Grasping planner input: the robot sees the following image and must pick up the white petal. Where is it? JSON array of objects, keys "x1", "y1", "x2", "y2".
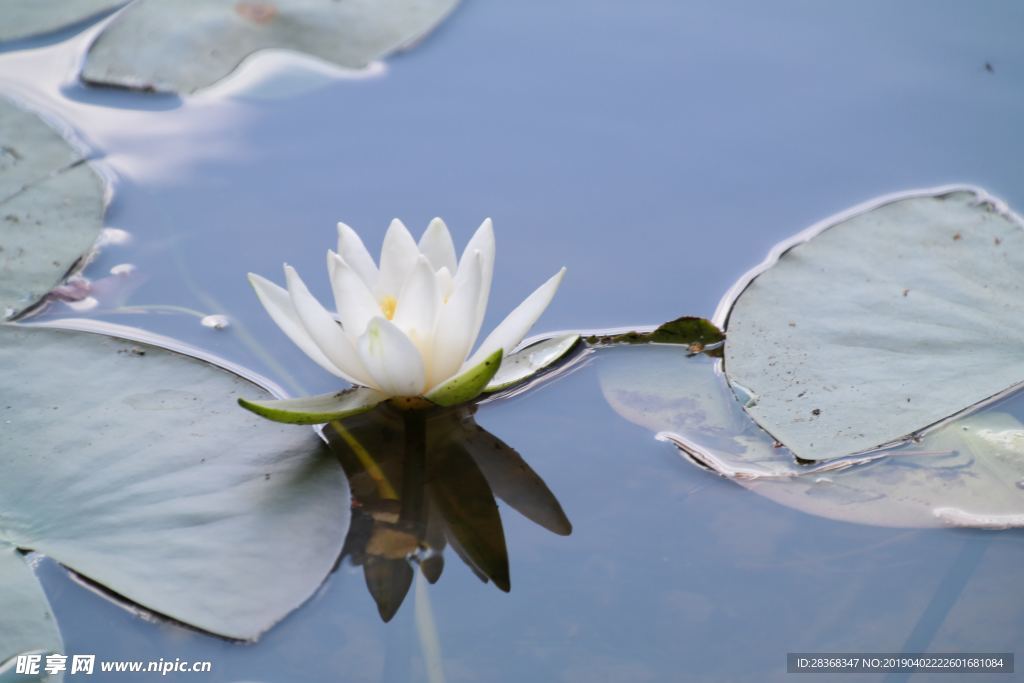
[
  {"x1": 455, "y1": 218, "x2": 495, "y2": 346},
  {"x1": 428, "y1": 251, "x2": 483, "y2": 390},
  {"x1": 248, "y1": 273, "x2": 348, "y2": 379},
  {"x1": 337, "y1": 222, "x2": 379, "y2": 289},
  {"x1": 393, "y1": 255, "x2": 441, "y2": 354},
  {"x1": 376, "y1": 218, "x2": 419, "y2": 299},
  {"x1": 357, "y1": 317, "x2": 427, "y2": 397},
  {"x1": 462, "y1": 267, "x2": 566, "y2": 371},
  {"x1": 436, "y1": 266, "x2": 454, "y2": 300},
  {"x1": 284, "y1": 265, "x2": 376, "y2": 387},
  {"x1": 328, "y1": 250, "x2": 381, "y2": 339},
  {"x1": 417, "y1": 217, "x2": 458, "y2": 274}
]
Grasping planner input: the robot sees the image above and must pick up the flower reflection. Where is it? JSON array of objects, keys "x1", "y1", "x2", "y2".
[{"x1": 324, "y1": 404, "x2": 571, "y2": 622}]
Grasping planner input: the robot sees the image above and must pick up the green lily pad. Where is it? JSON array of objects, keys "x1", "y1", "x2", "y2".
[
  {"x1": 722, "y1": 187, "x2": 1024, "y2": 461},
  {"x1": 600, "y1": 344, "x2": 1024, "y2": 529},
  {"x1": 0, "y1": 323, "x2": 349, "y2": 640},
  {"x1": 484, "y1": 334, "x2": 579, "y2": 393},
  {"x1": 0, "y1": 545, "x2": 62, "y2": 683},
  {"x1": 81, "y1": 0, "x2": 461, "y2": 94},
  {"x1": 1, "y1": 98, "x2": 105, "y2": 319},
  {"x1": 0, "y1": 1, "x2": 125, "y2": 43},
  {"x1": 239, "y1": 385, "x2": 386, "y2": 424}
]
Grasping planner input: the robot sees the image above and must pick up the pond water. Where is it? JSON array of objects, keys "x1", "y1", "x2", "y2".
[{"x1": 2, "y1": 0, "x2": 1023, "y2": 680}]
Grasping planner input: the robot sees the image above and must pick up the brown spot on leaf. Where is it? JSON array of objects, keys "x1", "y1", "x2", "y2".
[{"x1": 235, "y1": 1, "x2": 278, "y2": 24}]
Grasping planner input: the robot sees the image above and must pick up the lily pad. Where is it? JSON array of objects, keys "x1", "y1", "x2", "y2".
[
  {"x1": 600, "y1": 344, "x2": 1024, "y2": 529},
  {"x1": 0, "y1": 1, "x2": 125, "y2": 43},
  {"x1": 0, "y1": 546, "x2": 62, "y2": 682},
  {"x1": 1, "y1": 98, "x2": 105, "y2": 319},
  {"x1": 0, "y1": 323, "x2": 349, "y2": 640},
  {"x1": 81, "y1": 0, "x2": 461, "y2": 93},
  {"x1": 721, "y1": 187, "x2": 1024, "y2": 461}
]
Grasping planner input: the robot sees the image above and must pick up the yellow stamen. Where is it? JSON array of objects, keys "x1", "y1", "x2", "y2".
[{"x1": 381, "y1": 295, "x2": 397, "y2": 320}]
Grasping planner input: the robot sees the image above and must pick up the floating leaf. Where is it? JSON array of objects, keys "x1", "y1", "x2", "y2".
[
  {"x1": 0, "y1": 1, "x2": 125, "y2": 43},
  {"x1": 0, "y1": 323, "x2": 349, "y2": 640},
  {"x1": 81, "y1": 0, "x2": 461, "y2": 93},
  {"x1": 239, "y1": 385, "x2": 386, "y2": 424},
  {"x1": 0, "y1": 545, "x2": 62, "y2": 683},
  {"x1": 721, "y1": 187, "x2": 1024, "y2": 461},
  {"x1": 0, "y1": 98, "x2": 104, "y2": 319},
  {"x1": 484, "y1": 334, "x2": 579, "y2": 393},
  {"x1": 600, "y1": 344, "x2": 1024, "y2": 529}
]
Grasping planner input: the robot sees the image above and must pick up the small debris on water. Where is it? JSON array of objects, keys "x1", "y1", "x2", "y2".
[
  {"x1": 98, "y1": 228, "x2": 132, "y2": 246},
  {"x1": 201, "y1": 314, "x2": 230, "y2": 330}
]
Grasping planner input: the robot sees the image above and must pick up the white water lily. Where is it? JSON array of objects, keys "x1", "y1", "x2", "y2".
[{"x1": 248, "y1": 218, "x2": 565, "y2": 405}]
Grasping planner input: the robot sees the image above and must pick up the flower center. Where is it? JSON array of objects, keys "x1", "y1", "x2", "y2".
[{"x1": 380, "y1": 295, "x2": 397, "y2": 320}]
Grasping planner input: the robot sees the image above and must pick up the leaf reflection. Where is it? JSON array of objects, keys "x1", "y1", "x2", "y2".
[{"x1": 325, "y1": 404, "x2": 570, "y2": 622}]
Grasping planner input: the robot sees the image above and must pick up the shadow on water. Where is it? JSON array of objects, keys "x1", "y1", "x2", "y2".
[{"x1": 326, "y1": 403, "x2": 571, "y2": 623}]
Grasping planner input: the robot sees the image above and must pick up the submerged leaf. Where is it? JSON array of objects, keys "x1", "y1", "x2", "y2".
[
  {"x1": 0, "y1": 324, "x2": 349, "y2": 640},
  {"x1": 722, "y1": 187, "x2": 1024, "y2": 461},
  {"x1": 0, "y1": 98, "x2": 104, "y2": 319},
  {"x1": 81, "y1": 0, "x2": 461, "y2": 93}
]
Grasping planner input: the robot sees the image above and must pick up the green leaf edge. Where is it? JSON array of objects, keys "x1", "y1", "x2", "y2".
[
  {"x1": 427, "y1": 349, "x2": 504, "y2": 407},
  {"x1": 238, "y1": 386, "x2": 385, "y2": 425}
]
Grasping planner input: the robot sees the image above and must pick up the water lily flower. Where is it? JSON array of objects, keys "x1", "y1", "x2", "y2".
[{"x1": 241, "y1": 218, "x2": 566, "y2": 422}]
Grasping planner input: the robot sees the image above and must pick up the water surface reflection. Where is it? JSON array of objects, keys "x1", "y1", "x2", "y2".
[{"x1": 327, "y1": 404, "x2": 571, "y2": 622}]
